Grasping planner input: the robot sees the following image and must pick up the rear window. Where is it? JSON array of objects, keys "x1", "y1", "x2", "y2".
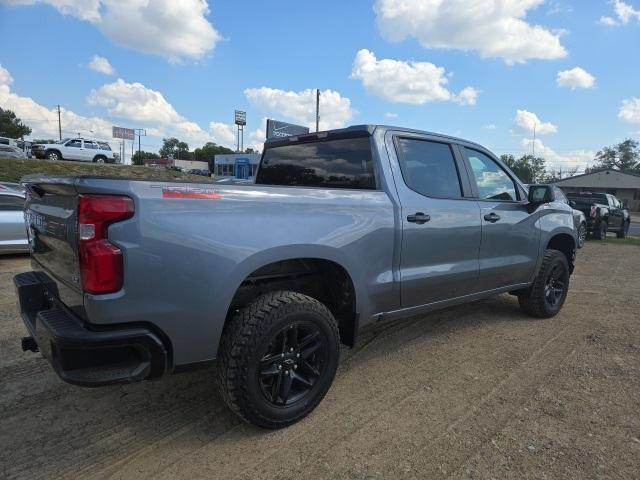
[
  {"x1": 256, "y1": 137, "x2": 376, "y2": 190},
  {"x1": 566, "y1": 193, "x2": 607, "y2": 204}
]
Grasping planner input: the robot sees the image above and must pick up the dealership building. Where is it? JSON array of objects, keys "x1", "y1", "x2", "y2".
[
  {"x1": 554, "y1": 169, "x2": 640, "y2": 211},
  {"x1": 214, "y1": 153, "x2": 261, "y2": 180}
]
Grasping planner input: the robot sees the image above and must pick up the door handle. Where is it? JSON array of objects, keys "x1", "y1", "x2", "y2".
[
  {"x1": 407, "y1": 212, "x2": 430, "y2": 224},
  {"x1": 484, "y1": 212, "x2": 500, "y2": 223}
]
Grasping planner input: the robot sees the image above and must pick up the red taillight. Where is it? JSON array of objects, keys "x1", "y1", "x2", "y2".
[{"x1": 78, "y1": 195, "x2": 134, "y2": 294}]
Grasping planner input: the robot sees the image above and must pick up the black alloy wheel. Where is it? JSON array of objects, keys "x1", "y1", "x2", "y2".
[
  {"x1": 258, "y1": 322, "x2": 326, "y2": 407},
  {"x1": 544, "y1": 263, "x2": 568, "y2": 309},
  {"x1": 216, "y1": 291, "x2": 340, "y2": 428}
]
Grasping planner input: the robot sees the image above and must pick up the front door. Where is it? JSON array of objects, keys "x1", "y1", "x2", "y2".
[
  {"x1": 63, "y1": 139, "x2": 83, "y2": 160},
  {"x1": 389, "y1": 135, "x2": 482, "y2": 308},
  {"x1": 462, "y1": 147, "x2": 540, "y2": 290}
]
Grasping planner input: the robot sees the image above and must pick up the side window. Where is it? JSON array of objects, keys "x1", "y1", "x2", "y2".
[
  {"x1": 0, "y1": 194, "x2": 25, "y2": 211},
  {"x1": 85, "y1": 141, "x2": 98, "y2": 149},
  {"x1": 395, "y1": 138, "x2": 462, "y2": 198},
  {"x1": 465, "y1": 148, "x2": 518, "y2": 201},
  {"x1": 66, "y1": 139, "x2": 82, "y2": 148},
  {"x1": 555, "y1": 187, "x2": 568, "y2": 204}
]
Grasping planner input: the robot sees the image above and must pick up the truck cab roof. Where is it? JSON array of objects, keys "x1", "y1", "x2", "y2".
[{"x1": 263, "y1": 124, "x2": 486, "y2": 151}]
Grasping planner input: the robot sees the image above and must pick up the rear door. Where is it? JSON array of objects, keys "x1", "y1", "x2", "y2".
[
  {"x1": 461, "y1": 147, "x2": 539, "y2": 290},
  {"x1": 386, "y1": 133, "x2": 481, "y2": 307}
]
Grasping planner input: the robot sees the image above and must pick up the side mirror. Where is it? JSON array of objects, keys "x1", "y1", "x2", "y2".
[
  {"x1": 568, "y1": 200, "x2": 576, "y2": 208},
  {"x1": 528, "y1": 184, "x2": 555, "y2": 204}
]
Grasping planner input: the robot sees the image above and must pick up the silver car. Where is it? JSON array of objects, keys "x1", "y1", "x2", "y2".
[
  {"x1": 0, "y1": 185, "x2": 28, "y2": 254},
  {"x1": 0, "y1": 145, "x2": 27, "y2": 158}
]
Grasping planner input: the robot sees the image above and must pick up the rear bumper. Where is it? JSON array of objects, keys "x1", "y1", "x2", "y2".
[{"x1": 14, "y1": 271, "x2": 167, "y2": 386}]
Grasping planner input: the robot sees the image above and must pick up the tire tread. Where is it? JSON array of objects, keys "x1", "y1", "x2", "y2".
[
  {"x1": 215, "y1": 290, "x2": 339, "y2": 429},
  {"x1": 518, "y1": 249, "x2": 569, "y2": 319}
]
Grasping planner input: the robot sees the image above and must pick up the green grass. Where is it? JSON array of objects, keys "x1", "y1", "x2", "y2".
[
  {"x1": 587, "y1": 235, "x2": 640, "y2": 247},
  {"x1": 0, "y1": 157, "x2": 215, "y2": 184}
]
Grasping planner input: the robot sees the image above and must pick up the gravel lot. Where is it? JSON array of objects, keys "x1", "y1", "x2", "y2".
[{"x1": 1, "y1": 243, "x2": 639, "y2": 479}]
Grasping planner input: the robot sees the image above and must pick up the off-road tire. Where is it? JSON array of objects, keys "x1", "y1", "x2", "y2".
[
  {"x1": 593, "y1": 221, "x2": 607, "y2": 240},
  {"x1": 518, "y1": 249, "x2": 570, "y2": 319},
  {"x1": 93, "y1": 155, "x2": 106, "y2": 163},
  {"x1": 617, "y1": 220, "x2": 630, "y2": 238},
  {"x1": 216, "y1": 290, "x2": 340, "y2": 429}
]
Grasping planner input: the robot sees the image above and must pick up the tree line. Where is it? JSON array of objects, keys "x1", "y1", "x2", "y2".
[
  {"x1": 132, "y1": 137, "x2": 257, "y2": 167},
  {"x1": 500, "y1": 138, "x2": 640, "y2": 184},
  {"x1": 2, "y1": 108, "x2": 639, "y2": 179}
]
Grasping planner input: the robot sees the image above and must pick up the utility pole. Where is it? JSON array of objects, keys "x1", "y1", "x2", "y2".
[
  {"x1": 57, "y1": 105, "x2": 62, "y2": 140},
  {"x1": 135, "y1": 129, "x2": 146, "y2": 164},
  {"x1": 315, "y1": 89, "x2": 320, "y2": 132}
]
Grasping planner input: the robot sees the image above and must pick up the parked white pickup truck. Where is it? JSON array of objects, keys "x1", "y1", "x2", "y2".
[{"x1": 31, "y1": 138, "x2": 115, "y2": 163}]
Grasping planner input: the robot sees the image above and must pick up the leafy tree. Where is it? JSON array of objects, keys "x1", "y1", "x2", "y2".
[
  {"x1": 543, "y1": 166, "x2": 580, "y2": 183},
  {"x1": 193, "y1": 142, "x2": 235, "y2": 170},
  {"x1": 0, "y1": 109, "x2": 32, "y2": 138},
  {"x1": 193, "y1": 142, "x2": 233, "y2": 162},
  {"x1": 586, "y1": 139, "x2": 640, "y2": 173},
  {"x1": 245, "y1": 147, "x2": 257, "y2": 154},
  {"x1": 132, "y1": 150, "x2": 159, "y2": 165},
  {"x1": 159, "y1": 137, "x2": 192, "y2": 160},
  {"x1": 500, "y1": 154, "x2": 546, "y2": 183}
]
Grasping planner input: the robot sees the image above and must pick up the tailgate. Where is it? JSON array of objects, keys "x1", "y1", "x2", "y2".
[{"x1": 24, "y1": 180, "x2": 84, "y2": 315}]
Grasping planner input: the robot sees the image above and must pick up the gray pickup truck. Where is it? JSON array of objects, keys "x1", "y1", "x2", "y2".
[{"x1": 14, "y1": 125, "x2": 577, "y2": 428}]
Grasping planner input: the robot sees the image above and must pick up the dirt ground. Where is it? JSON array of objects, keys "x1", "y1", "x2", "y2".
[{"x1": 1, "y1": 243, "x2": 639, "y2": 480}]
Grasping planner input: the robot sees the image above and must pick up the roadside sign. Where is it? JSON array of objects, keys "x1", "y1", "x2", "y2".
[
  {"x1": 234, "y1": 110, "x2": 246, "y2": 126},
  {"x1": 266, "y1": 119, "x2": 310, "y2": 139},
  {"x1": 112, "y1": 126, "x2": 135, "y2": 141}
]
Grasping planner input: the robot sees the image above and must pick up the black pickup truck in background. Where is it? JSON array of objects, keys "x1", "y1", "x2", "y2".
[{"x1": 566, "y1": 192, "x2": 631, "y2": 240}]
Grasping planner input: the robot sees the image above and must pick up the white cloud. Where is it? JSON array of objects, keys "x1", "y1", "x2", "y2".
[
  {"x1": 522, "y1": 138, "x2": 595, "y2": 171},
  {"x1": 2, "y1": 0, "x2": 221, "y2": 62},
  {"x1": 599, "y1": 16, "x2": 618, "y2": 26},
  {"x1": 209, "y1": 121, "x2": 236, "y2": 147},
  {"x1": 248, "y1": 121, "x2": 266, "y2": 152},
  {"x1": 613, "y1": 0, "x2": 640, "y2": 23},
  {"x1": 0, "y1": 63, "x2": 113, "y2": 141},
  {"x1": 599, "y1": 1, "x2": 640, "y2": 25},
  {"x1": 350, "y1": 49, "x2": 477, "y2": 106},
  {"x1": 87, "y1": 78, "x2": 210, "y2": 146},
  {"x1": 455, "y1": 86, "x2": 479, "y2": 106},
  {"x1": 2, "y1": 0, "x2": 102, "y2": 21},
  {"x1": 373, "y1": 0, "x2": 567, "y2": 64},
  {"x1": 618, "y1": 97, "x2": 640, "y2": 123},
  {"x1": 244, "y1": 87, "x2": 354, "y2": 131},
  {"x1": 482, "y1": 124, "x2": 497, "y2": 130},
  {"x1": 88, "y1": 55, "x2": 115, "y2": 75},
  {"x1": 514, "y1": 109, "x2": 558, "y2": 135},
  {"x1": 556, "y1": 67, "x2": 596, "y2": 89},
  {"x1": 385, "y1": 112, "x2": 398, "y2": 118}
]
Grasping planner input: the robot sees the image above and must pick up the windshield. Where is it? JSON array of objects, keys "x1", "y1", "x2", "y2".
[{"x1": 56, "y1": 138, "x2": 70, "y2": 144}]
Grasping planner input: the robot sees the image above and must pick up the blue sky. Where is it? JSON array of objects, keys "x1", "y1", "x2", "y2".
[{"x1": 1, "y1": 0, "x2": 639, "y2": 170}]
